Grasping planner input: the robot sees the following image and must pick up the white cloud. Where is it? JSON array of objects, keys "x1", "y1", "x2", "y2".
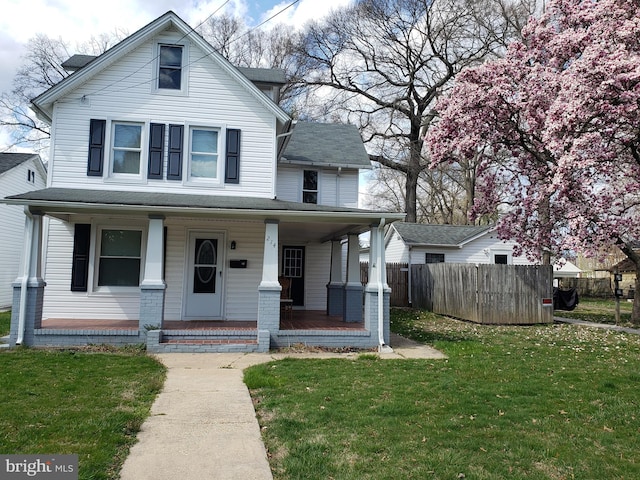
[{"x1": 261, "y1": 0, "x2": 353, "y2": 28}]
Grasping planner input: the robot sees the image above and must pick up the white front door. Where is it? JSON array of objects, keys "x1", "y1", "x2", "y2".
[{"x1": 184, "y1": 232, "x2": 223, "y2": 319}]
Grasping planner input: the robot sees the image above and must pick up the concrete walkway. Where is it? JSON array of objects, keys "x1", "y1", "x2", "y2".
[
  {"x1": 554, "y1": 316, "x2": 640, "y2": 335},
  {"x1": 119, "y1": 336, "x2": 445, "y2": 480}
]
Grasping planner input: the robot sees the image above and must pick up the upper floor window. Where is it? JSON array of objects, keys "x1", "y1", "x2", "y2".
[
  {"x1": 159, "y1": 45, "x2": 183, "y2": 90},
  {"x1": 189, "y1": 127, "x2": 219, "y2": 180},
  {"x1": 111, "y1": 122, "x2": 143, "y2": 175},
  {"x1": 303, "y1": 170, "x2": 318, "y2": 204}
]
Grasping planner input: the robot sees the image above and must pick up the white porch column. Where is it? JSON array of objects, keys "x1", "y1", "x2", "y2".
[
  {"x1": 327, "y1": 240, "x2": 344, "y2": 316},
  {"x1": 343, "y1": 233, "x2": 363, "y2": 322},
  {"x1": 364, "y1": 221, "x2": 392, "y2": 351},
  {"x1": 260, "y1": 220, "x2": 280, "y2": 288},
  {"x1": 141, "y1": 215, "x2": 165, "y2": 287},
  {"x1": 139, "y1": 215, "x2": 166, "y2": 332},
  {"x1": 10, "y1": 209, "x2": 46, "y2": 347},
  {"x1": 258, "y1": 219, "x2": 280, "y2": 350}
]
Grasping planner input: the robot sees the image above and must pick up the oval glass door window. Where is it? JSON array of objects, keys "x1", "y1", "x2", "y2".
[{"x1": 193, "y1": 238, "x2": 217, "y2": 293}]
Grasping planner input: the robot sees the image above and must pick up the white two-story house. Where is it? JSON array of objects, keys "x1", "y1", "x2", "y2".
[{"x1": 3, "y1": 11, "x2": 403, "y2": 352}]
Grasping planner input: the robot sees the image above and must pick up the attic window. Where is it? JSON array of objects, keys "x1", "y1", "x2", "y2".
[{"x1": 158, "y1": 45, "x2": 183, "y2": 90}]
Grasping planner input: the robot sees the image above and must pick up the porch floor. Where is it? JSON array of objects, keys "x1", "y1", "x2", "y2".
[{"x1": 39, "y1": 310, "x2": 365, "y2": 331}]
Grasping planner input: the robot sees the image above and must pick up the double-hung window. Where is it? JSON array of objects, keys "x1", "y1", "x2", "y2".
[
  {"x1": 158, "y1": 45, "x2": 183, "y2": 90},
  {"x1": 97, "y1": 229, "x2": 142, "y2": 287},
  {"x1": 189, "y1": 127, "x2": 219, "y2": 180},
  {"x1": 112, "y1": 122, "x2": 143, "y2": 175},
  {"x1": 302, "y1": 170, "x2": 318, "y2": 204}
]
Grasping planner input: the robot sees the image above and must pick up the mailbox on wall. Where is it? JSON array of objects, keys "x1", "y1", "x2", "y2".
[{"x1": 229, "y1": 260, "x2": 247, "y2": 268}]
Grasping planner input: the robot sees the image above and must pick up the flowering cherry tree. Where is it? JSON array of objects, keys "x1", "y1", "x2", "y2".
[{"x1": 427, "y1": 0, "x2": 640, "y2": 323}]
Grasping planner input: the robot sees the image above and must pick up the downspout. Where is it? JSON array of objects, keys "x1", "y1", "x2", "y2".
[
  {"x1": 408, "y1": 245, "x2": 412, "y2": 306},
  {"x1": 377, "y1": 217, "x2": 389, "y2": 351},
  {"x1": 17, "y1": 208, "x2": 34, "y2": 345}
]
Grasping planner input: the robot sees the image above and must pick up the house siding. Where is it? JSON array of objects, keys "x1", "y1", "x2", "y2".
[
  {"x1": 276, "y1": 165, "x2": 359, "y2": 208},
  {"x1": 0, "y1": 158, "x2": 46, "y2": 308},
  {"x1": 48, "y1": 32, "x2": 277, "y2": 198},
  {"x1": 305, "y1": 242, "x2": 331, "y2": 309}
]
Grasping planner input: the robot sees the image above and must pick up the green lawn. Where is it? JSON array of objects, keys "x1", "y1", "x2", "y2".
[
  {"x1": 0, "y1": 310, "x2": 10, "y2": 337},
  {"x1": 553, "y1": 296, "x2": 634, "y2": 326},
  {"x1": 0, "y1": 347, "x2": 166, "y2": 480},
  {"x1": 246, "y1": 308, "x2": 640, "y2": 479}
]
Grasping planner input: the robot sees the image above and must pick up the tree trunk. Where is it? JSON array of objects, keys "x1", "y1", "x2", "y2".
[{"x1": 617, "y1": 240, "x2": 640, "y2": 325}]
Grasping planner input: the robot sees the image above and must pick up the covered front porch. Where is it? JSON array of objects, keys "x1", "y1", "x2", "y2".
[{"x1": 5, "y1": 189, "x2": 404, "y2": 352}]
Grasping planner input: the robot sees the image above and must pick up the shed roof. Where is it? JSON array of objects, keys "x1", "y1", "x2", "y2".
[
  {"x1": 391, "y1": 222, "x2": 493, "y2": 247},
  {"x1": 280, "y1": 122, "x2": 371, "y2": 169}
]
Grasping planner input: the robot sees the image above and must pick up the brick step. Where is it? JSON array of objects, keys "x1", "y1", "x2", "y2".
[{"x1": 162, "y1": 339, "x2": 258, "y2": 345}]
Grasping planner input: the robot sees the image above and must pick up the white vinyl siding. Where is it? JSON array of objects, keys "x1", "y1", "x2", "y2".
[
  {"x1": 47, "y1": 31, "x2": 277, "y2": 198},
  {"x1": 303, "y1": 242, "x2": 331, "y2": 310},
  {"x1": 276, "y1": 166, "x2": 360, "y2": 208},
  {"x1": 0, "y1": 158, "x2": 47, "y2": 308},
  {"x1": 385, "y1": 228, "x2": 532, "y2": 266}
]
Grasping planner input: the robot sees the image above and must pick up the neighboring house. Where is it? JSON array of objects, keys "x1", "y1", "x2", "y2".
[
  {"x1": 0, "y1": 153, "x2": 46, "y2": 309},
  {"x1": 2, "y1": 11, "x2": 404, "y2": 352},
  {"x1": 384, "y1": 223, "x2": 533, "y2": 266}
]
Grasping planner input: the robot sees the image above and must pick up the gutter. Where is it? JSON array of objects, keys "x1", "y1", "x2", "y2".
[{"x1": 16, "y1": 208, "x2": 33, "y2": 345}]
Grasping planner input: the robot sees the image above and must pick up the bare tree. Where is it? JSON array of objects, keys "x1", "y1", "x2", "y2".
[
  {"x1": 197, "y1": 16, "x2": 305, "y2": 109},
  {"x1": 295, "y1": 0, "x2": 535, "y2": 223},
  {"x1": 1, "y1": 31, "x2": 126, "y2": 153}
]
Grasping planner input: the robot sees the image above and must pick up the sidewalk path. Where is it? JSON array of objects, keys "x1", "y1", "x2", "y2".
[
  {"x1": 554, "y1": 316, "x2": 640, "y2": 335},
  {"x1": 119, "y1": 337, "x2": 445, "y2": 480}
]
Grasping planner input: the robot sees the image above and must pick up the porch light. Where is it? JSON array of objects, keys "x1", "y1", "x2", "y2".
[{"x1": 230, "y1": 241, "x2": 236, "y2": 250}]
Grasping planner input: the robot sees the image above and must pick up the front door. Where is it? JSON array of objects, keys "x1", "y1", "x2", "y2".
[
  {"x1": 184, "y1": 232, "x2": 223, "y2": 319},
  {"x1": 282, "y1": 246, "x2": 305, "y2": 306}
]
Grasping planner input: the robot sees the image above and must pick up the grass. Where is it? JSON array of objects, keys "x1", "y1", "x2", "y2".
[
  {"x1": 0, "y1": 347, "x2": 166, "y2": 480},
  {"x1": 246, "y1": 308, "x2": 640, "y2": 479},
  {"x1": 553, "y1": 296, "x2": 634, "y2": 326},
  {"x1": 0, "y1": 310, "x2": 10, "y2": 336}
]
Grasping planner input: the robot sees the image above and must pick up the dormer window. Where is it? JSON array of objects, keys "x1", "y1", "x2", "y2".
[{"x1": 158, "y1": 45, "x2": 183, "y2": 90}]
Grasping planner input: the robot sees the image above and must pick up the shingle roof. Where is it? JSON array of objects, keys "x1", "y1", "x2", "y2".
[
  {"x1": 281, "y1": 122, "x2": 371, "y2": 169},
  {"x1": 5, "y1": 187, "x2": 380, "y2": 214},
  {"x1": 60, "y1": 54, "x2": 97, "y2": 72},
  {"x1": 60, "y1": 56, "x2": 286, "y2": 85},
  {"x1": 237, "y1": 67, "x2": 286, "y2": 85},
  {"x1": 0, "y1": 153, "x2": 38, "y2": 175},
  {"x1": 392, "y1": 223, "x2": 492, "y2": 247}
]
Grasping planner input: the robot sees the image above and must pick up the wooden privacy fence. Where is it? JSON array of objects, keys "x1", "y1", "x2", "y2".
[
  {"x1": 412, "y1": 263, "x2": 554, "y2": 325},
  {"x1": 360, "y1": 263, "x2": 409, "y2": 307}
]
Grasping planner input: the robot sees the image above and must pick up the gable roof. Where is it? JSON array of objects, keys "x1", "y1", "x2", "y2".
[
  {"x1": 32, "y1": 11, "x2": 290, "y2": 125},
  {"x1": 280, "y1": 122, "x2": 371, "y2": 169},
  {"x1": 391, "y1": 222, "x2": 493, "y2": 248},
  {"x1": 0, "y1": 153, "x2": 42, "y2": 175}
]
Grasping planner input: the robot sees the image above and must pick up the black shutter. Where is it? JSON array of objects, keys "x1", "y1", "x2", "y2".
[
  {"x1": 148, "y1": 123, "x2": 165, "y2": 179},
  {"x1": 167, "y1": 124, "x2": 183, "y2": 180},
  {"x1": 225, "y1": 129, "x2": 241, "y2": 184},
  {"x1": 87, "y1": 119, "x2": 106, "y2": 176},
  {"x1": 71, "y1": 224, "x2": 91, "y2": 292}
]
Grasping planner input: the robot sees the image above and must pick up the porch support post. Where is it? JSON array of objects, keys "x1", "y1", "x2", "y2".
[
  {"x1": 326, "y1": 240, "x2": 344, "y2": 316},
  {"x1": 139, "y1": 215, "x2": 166, "y2": 333},
  {"x1": 258, "y1": 219, "x2": 280, "y2": 348},
  {"x1": 364, "y1": 222, "x2": 391, "y2": 350},
  {"x1": 343, "y1": 233, "x2": 363, "y2": 323},
  {"x1": 10, "y1": 210, "x2": 45, "y2": 347}
]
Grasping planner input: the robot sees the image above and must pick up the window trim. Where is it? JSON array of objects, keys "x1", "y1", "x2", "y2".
[
  {"x1": 153, "y1": 43, "x2": 189, "y2": 96},
  {"x1": 185, "y1": 124, "x2": 223, "y2": 185},
  {"x1": 108, "y1": 120, "x2": 146, "y2": 181},
  {"x1": 89, "y1": 224, "x2": 147, "y2": 294},
  {"x1": 425, "y1": 252, "x2": 445, "y2": 264},
  {"x1": 491, "y1": 249, "x2": 513, "y2": 265}
]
